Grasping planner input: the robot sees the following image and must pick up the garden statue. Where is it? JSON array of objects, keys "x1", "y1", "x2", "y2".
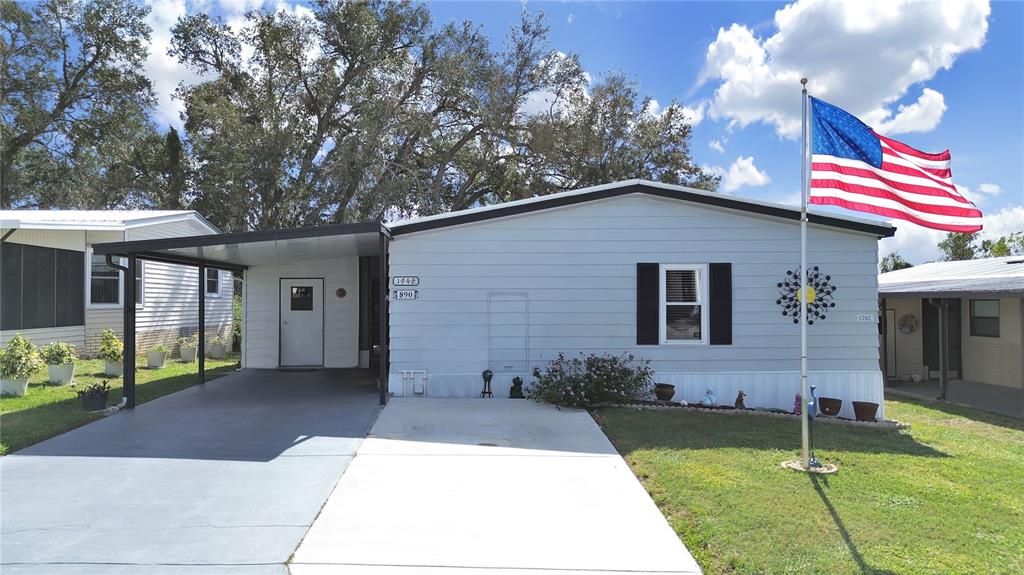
[
  {"x1": 793, "y1": 393, "x2": 802, "y2": 415},
  {"x1": 509, "y1": 376, "x2": 525, "y2": 399},
  {"x1": 808, "y1": 385, "x2": 818, "y2": 419},
  {"x1": 702, "y1": 388, "x2": 716, "y2": 406},
  {"x1": 735, "y1": 389, "x2": 746, "y2": 409},
  {"x1": 480, "y1": 369, "x2": 494, "y2": 398}
]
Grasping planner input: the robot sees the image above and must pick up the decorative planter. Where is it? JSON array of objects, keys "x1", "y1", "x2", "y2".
[
  {"x1": 179, "y1": 346, "x2": 197, "y2": 363},
  {"x1": 47, "y1": 363, "x2": 76, "y2": 386},
  {"x1": 0, "y1": 376, "x2": 30, "y2": 397},
  {"x1": 654, "y1": 383, "x2": 676, "y2": 401},
  {"x1": 104, "y1": 361, "x2": 123, "y2": 377},
  {"x1": 852, "y1": 401, "x2": 879, "y2": 422},
  {"x1": 210, "y1": 343, "x2": 226, "y2": 360},
  {"x1": 80, "y1": 391, "x2": 109, "y2": 412},
  {"x1": 818, "y1": 397, "x2": 842, "y2": 417},
  {"x1": 146, "y1": 351, "x2": 168, "y2": 369}
]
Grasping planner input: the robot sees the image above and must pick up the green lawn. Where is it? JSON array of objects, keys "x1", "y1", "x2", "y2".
[
  {"x1": 1, "y1": 356, "x2": 237, "y2": 455},
  {"x1": 597, "y1": 397, "x2": 1024, "y2": 575}
]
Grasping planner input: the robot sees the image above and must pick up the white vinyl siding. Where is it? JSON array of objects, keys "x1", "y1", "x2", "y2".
[{"x1": 386, "y1": 193, "x2": 884, "y2": 412}]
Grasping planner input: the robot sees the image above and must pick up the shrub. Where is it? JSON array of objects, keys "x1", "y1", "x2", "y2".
[
  {"x1": 232, "y1": 293, "x2": 242, "y2": 341},
  {"x1": 0, "y1": 334, "x2": 44, "y2": 379},
  {"x1": 97, "y1": 329, "x2": 124, "y2": 363},
  {"x1": 177, "y1": 334, "x2": 198, "y2": 349},
  {"x1": 211, "y1": 334, "x2": 227, "y2": 346},
  {"x1": 40, "y1": 342, "x2": 79, "y2": 365},
  {"x1": 150, "y1": 344, "x2": 169, "y2": 354},
  {"x1": 528, "y1": 352, "x2": 654, "y2": 408},
  {"x1": 74, "y1": 380, "x2": 111, "y2": 398}
]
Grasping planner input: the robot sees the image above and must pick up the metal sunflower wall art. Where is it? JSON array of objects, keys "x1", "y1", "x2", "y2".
[{"x1": 776, "y1": 266, "x2": 837, "y2": 325}]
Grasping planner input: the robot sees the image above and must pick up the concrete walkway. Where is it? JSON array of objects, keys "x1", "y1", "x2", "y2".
[
  {"x1": 291, "y1": 398, "x2": 701, "y2": 574},
  {"x1": 0, "y1": 369, "x2": 381, "y2": 575}
]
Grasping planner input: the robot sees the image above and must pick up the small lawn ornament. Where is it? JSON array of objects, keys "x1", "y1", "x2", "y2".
[
  {"x1": 793, "y1": 393, "x2": 802, "y2": 415},
  {"x1": 509, "y1": 376, "x2": 525, "y2": 399},
  {"x1": 735, "y1": 389, "x2": 747, "y2": 410},
  {"x1": 702, "y1": 388, "x2": 716, "y2": 406},
  {"x1": 806, "y1": 385, "x2": 822, "y2": 469},
  {"x1": 480, "y1": 369, "x2": 494, "y2": 398}
]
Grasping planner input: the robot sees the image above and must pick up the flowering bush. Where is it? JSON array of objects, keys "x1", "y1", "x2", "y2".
[
  {"x1": 528, "y1": 352, "x2": 654, "y2": 408},
  {"x1": 40, "y1": 341, "x2": 78, "y2": 365},
  {"x1": 0, "y1": 334, "x2": 44, "y2": 379},
  {"x1": 97, "y1": 329, "x2": 123, "y2": 363}
]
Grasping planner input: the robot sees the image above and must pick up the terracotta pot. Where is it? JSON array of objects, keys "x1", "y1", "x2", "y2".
[
  {"x1": 852, "y1": 401, "x2": 879, "y2": 422},
  {"x1": 818, "y1": 397, "x2": 842, "y2": 416},
  {"x1": 654, "y1": 383, "x2": 676, "y2": 401}
]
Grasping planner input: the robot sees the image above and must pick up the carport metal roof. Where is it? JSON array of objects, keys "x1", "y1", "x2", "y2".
[{"x1": 92, "y1": 221, "x2": 388, "y2": 270}]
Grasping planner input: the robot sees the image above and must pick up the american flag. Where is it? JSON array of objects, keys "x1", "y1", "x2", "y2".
[{"x1": 808, "y1": 97, "x2": 982, "y2": 233}]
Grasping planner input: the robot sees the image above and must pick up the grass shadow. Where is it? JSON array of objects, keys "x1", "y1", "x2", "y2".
[
  {"x1": 810, "y1": 475, "x2": 899, "y2": 575},
  {"x1": 886, "y1": 392, "x2": 1024, "y2": 432},
  {"x1": 595, "y1": 408, "x2": 948, "y2": 458}
]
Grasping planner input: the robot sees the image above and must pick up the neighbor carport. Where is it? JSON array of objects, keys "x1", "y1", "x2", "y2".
[{"x1": 92, "y1": 221, "x2": 391, "y2": 406}]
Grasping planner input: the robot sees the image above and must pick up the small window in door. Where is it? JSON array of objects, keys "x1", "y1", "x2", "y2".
[{"x1": 291, "y1": 286, "x2": 314, "y2": 311}]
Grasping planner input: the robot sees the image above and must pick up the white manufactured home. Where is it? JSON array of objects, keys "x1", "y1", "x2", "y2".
[
  {"x1": 0, "y1": 210, "x2": 233, "y2": 355},
  {"x1": 93, "y1": 181, "x2": 893, "y2": 416}
]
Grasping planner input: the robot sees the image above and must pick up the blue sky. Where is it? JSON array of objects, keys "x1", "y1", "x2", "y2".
[{"x1": 146, "y1": 0, "x2": 1023, "y2": 262}]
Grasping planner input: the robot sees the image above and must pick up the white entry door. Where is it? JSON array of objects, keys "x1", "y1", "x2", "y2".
[{"x1": 280, "y1": 279, "x2": 324, "y2": 367}]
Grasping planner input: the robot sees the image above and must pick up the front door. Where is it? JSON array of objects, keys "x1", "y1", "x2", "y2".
[{"x1": 280, "y1": 279, "x2": 324, "y2": 367}]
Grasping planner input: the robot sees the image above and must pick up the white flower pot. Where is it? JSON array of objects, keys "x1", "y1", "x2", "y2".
[
  {"x1": 1, "y1": 376, "x2": 30, "y2": 397},
  {"x1": 104, "y1": 361, "x2": 123, "y2": 377},
  {"x1": 210, "y1": 343, "x2": 226, "y2": 360},
  {"x1": 47, "y1": 363, "x2": 76, "y2": 386},
  {"x1": 147, "y1": 351, "x2": 168, "y2": 369},
  {"x1": 180, "y1": 346, "x2": 197, "y2": 362}
]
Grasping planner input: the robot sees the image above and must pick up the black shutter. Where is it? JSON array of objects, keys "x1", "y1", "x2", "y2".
[
  {"x1": 1, "y1": 243, "x2": 22, "y2": 330},
  {"x1": 636, "y1": 263, "x2": 659, "y2": 345},
  {"x1": 709, "y1": 262, "x2": 732, "y2": 345}
]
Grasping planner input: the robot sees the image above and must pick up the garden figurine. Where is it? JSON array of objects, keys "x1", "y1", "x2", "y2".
[
  {"x1": 509, "y1": 376, "x2": 524, "y2": 399},
  {"x1": 734, "y1": 389, "x2": 746, "y2": 409},
  {"x1": 793, "y1": 393, "x2": 802, "y2": 415},
  {"x1": 701, "y1": 388, "x2": 716, "y2": 406}
]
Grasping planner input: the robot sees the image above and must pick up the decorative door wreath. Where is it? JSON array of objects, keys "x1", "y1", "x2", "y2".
[
  {"x1": 776, "y1": 266, "x2": 837, "y2": 325},
  {"x1": 898, "y1": 313, "x2": 918, "y2": 334}
]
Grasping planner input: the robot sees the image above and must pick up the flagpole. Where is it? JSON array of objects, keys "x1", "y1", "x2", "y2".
[{"x1": 800, "y1": 78, "x2": 810, "y2": 468}]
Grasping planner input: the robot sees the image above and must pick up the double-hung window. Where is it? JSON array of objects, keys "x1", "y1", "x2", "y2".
[
  {"x1": 969, "y1": 299, "x2": 999, "y2": 337},
  {"x1": 660, "y1": 264, "x2": 706, "y2": 344},
  {"x1": 87, "y1": 251, "x2": 144, "y2": 307},
  {"x1": 205, "y1": 269, "x2": 220, "y2": 296}
]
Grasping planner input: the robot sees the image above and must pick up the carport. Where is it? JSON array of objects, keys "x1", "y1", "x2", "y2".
[{"x1": 92, "y1": 221, "x2": 391, "y2": 406}]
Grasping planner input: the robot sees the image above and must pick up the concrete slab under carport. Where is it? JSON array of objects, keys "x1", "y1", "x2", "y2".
[
  {"x1": 0, "y1": 368, "x2": 381, "y2": 574},
  {"x1": 291, "y1": 398, "x2": 701, "y2": 574}
]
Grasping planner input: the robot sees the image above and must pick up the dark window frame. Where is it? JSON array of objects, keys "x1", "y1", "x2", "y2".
[{"x1": 969, "y1": 299, "x2": 1000, "y2": 338}]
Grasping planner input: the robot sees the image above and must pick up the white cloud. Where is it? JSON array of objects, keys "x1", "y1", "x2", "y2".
[
  {"x1": 567, "y1": 13, "x2": 574, "y2": 25},
  {"x1": 678, "y1": 101, "x2": 706, "y2": 126},
  {"x1": 878, "y1": 205, "x2": 1024, "y2": 263},
  {"x1": 706, "y1": 156, "x2": 772, "y2": 192},
  {"x1": 956, "y1": 182, "x2": 1002, "y2": 205},
  {"x1": 709, "y1": 139, "x2": 725, "y2": 153},
  {"x1": 978, "y1": 183, "x2": 1002, "y2": 196},
  {"x1": 700, "y1": 0, "x2": 990, "y2": 139}
]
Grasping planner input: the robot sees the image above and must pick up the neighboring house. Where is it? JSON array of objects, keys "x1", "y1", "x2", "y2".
[
  {"x1": 93, "y1": 181, "x2": 893, "y2": 418},
  {"x1": 0, "y1": 210, "x2": 233, "y2": 355},
  {"x1": 878, "y1": 257, "x2": 1024, "y2": 394}
]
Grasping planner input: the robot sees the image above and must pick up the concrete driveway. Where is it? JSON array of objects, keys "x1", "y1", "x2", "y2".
[
  {"x1": 0, "y1": 369, "x2": 380, "y2": 575},
  {"x1": 291, "y1": 398, "x2": 701, "y2": 574}
]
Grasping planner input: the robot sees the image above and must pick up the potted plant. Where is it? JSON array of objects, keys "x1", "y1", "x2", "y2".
[
  {"x1": 40, "y1": 341, "x2": 78, "y2": 386},
  {"x1": 98, "y1": 329, "x2": 124, "y2": 377},
  {"x1": 818, "y1": 397, "x2": 843, "y2": 416},
  {"x1": 177, "y1": 334, "x2": 198, "y2": 363},
  {"x1": 75, "y1": 381, "x2": 111, "y2": 411},
  {"x1": 852, "y1": 400, "x2": 880, "y2": 422},
  {"x1": 210, "y1": 335, "x2": 227, "y2": 360},
  {"x1": 0, "y1": 334, "x2": 44, "y2": 396},
  {"x1": 146, "y1": 344, "x2": 170, "y2": 369},
  {"x1": 654, "y1": 383, "x2": 676, "y2": 401}
]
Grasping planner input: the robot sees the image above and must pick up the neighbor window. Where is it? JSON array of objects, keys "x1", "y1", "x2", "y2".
[
  {"x1": 660, "y1": 264, "x2": 705, "y2": 344},
  {"x1": 88, "y1": 253, "x2": 143, "y2": 307},
  {"x1": 205, "y1": 269, "x2": 220, "y2": 295},
  {"x1": 970, "y1": 299, "x2": 999, "y2": 337}
]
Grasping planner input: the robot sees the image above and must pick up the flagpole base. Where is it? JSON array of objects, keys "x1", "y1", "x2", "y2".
[{"x1": 781, "y1": 460, "x2": 838, "y2": 474}]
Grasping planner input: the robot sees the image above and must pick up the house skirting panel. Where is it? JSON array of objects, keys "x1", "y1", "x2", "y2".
[{"x1": 389, "y1": 370, "x2": 884, "y2": 420}]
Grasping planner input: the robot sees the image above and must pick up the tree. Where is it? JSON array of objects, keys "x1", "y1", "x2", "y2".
[
  {"x1": 880, "y1": 252, "x2": 912, "y2": 272},
  {"x1": 937, "y1": 232, "x2": 978, "y2": 261},
  {"x1": 981, "y1": 231, "x2": 1024, "y2": 257},
  {"x1": 1, "y1": 0, "x2": 156, "y2": 208}
]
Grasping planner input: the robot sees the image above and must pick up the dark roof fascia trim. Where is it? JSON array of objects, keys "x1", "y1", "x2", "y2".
[
  {"x1": 93, "y1": 221, "x2": 387, "y2": 257},
  {"x1": 389, "y1": 183, "x2": 896, "y2": 237},
  {"x1": 134, "y1": 251, "x2": 248, "y2": 272}
]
